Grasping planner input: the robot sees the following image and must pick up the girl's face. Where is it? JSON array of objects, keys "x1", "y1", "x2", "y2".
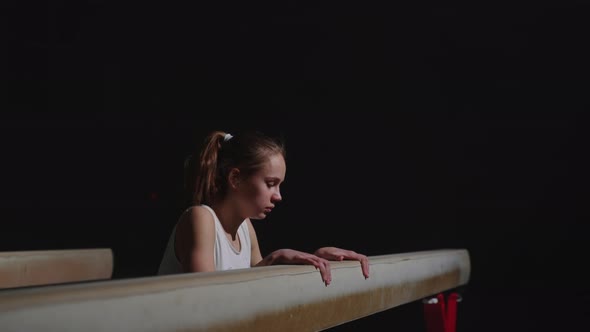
[{"x1": 237, "y1": 153, "x2": 286, "y2": 220}]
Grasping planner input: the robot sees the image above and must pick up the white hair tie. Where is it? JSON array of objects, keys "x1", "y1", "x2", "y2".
[{"x1": 223, "y1": 133, "x2": 233, "y2": 142}]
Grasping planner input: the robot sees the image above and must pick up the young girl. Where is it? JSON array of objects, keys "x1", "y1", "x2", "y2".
[{"x1": 157, "y1": 130, "x2": 369, "y2": 286}]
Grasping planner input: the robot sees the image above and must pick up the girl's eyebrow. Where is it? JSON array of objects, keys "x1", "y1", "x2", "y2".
[{"x1": 265, "y1": 177, "x2": 283, "y2": 183}]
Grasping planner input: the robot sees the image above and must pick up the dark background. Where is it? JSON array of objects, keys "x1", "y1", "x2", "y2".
[{"x1": 2, "y1": 1, "x2": 589, "y2": 331}]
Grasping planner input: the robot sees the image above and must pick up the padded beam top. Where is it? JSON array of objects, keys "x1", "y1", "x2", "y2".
[
  {"x1": 0, "y1": 248, "x2": 113, "y2": 289},
  {"x1": 0, "y1": 249, "x2": 470, "y2": 332}
]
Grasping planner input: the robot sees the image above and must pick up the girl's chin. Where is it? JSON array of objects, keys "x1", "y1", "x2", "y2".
[{"x1": 251, "y1": 213, "x2": 268, "y2": 220}]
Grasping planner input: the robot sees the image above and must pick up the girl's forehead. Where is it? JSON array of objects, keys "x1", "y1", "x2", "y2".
[{"x1": 260, "y1": 154, "x2": 286, "y2": 177}]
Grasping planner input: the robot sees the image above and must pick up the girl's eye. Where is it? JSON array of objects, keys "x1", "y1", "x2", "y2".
[{"x1": 267, "y1": 181, "x2": 278, "y2": 188}]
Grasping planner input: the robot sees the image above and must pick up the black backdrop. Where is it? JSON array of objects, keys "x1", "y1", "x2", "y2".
[{"x1": 2, "y1": 1, "x2": 589, "y2": 331}]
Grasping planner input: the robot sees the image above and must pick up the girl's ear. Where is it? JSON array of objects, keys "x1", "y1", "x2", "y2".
[{"x1": 228, "y1": 168, "x2": 241, "y2": 189}]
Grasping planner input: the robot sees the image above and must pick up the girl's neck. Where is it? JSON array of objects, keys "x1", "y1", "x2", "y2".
[{"x1": 209, "y1": 201, "x2": 243, "y2": 239}]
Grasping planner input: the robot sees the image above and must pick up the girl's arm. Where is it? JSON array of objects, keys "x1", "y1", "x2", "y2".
[
  {"x1": 247, "y1": 219, "x2": 332, "y2": 286},
  {"x1": 176, "y1": 206, "x2": 217, "y2": 273}
]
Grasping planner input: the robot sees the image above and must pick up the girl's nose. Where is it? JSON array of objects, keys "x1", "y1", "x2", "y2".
[{"x1": 272, "y1": 191, "x2": 282, "y2": 202}]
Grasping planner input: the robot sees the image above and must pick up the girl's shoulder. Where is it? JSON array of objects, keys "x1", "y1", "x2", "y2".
[
  {"x1": 175, "y1": 206, "x2": 217, "y2": 247},
  {"x1": 178, "y1": 205, "x2": 215, "y2": 227}
]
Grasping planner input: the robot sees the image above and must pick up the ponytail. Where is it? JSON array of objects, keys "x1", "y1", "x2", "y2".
[{"x1": 193, "y1": 131, "x2": 226, "y2": 205}]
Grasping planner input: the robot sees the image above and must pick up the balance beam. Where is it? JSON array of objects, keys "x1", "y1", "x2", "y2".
[
  {"x1": 0, "y1": 248, "x2": 113, "y2": 289},
  {"x1": 0, "y1": 249, "x2": 470, "y2": 331}
]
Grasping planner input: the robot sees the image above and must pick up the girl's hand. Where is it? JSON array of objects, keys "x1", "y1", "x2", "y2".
[
  {"x1": 261, "y1": 249, "x2": 332, "y2": 286},
  {"x1": 314, "y1": 247, "x2": 370, "y2": 279}
]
